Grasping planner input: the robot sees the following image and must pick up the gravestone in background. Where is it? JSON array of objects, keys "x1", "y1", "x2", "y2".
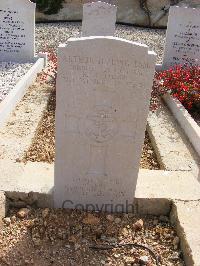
[
  {"x1": 54, "y1": 36, "x2": 156, "y2": 212},
  {"x1": 0, "y1": 0, "x2": 35, "y2": 62},
  {"x1": 82, "y1": 1, "x2": 117, "y2": 37},
  {"x1": 163, "y1": 6, "x2": 200, "y2": 69}
]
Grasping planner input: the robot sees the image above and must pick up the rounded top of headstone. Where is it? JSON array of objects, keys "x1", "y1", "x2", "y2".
[
  {"x1": 84, "y1": 1, "x2": 117, "y2": 8},
  {"x1": 0, "y1": 0, "x2": 36, "y2": 8}
]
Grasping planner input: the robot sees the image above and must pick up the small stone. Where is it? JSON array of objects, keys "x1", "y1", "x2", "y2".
[
  {"x1": 42, "y1": 208, "x2": 49, "y2": 218},
  {"x1": 173, "y1": 236, "x2": 180, "y2": 246},
  {"x1": 82, "y1": 214, "x2": 100, "y2": 225},
  {"x1": 43, "y1": 220, "x2": 47, "y2": 227},
  {"x1": 68, "y1": 235, "x2": 77, "y2": 243},
  {"x1": 32, "y1": 238, "x2": 41, "y2": 246},
  {"x1": 106, "y1": 214, "x2": 114, "y2": 222},
  {"x1": 74, "y1": 243, "x2": 80, "y2": 250},
  {"x1": 122, "y1": 227, "x2": 129, "y2": 236},
  {"x1": 174, "y1": 244, "x2": 178, "y2": 250},
  {"x1": 159, "y1": 215, "x2": 169, "y2": 223},
  {"x1": 133, "y1": 219, "x2": 144, "y2": 231},
  {"x1": 114, "y1": 253, "x2": 120, "y2": 258},
  {"x1": 125, "y1": 256, "x2": 135, "y2": 263},
  {"x1": 114, "y1": 217, "x2": 121, "y2": 224},
  {"x1": 17, "y1": 208, "x2": 30, "y2": 218},
  {"x1": 100, "y1": 235, "x2": 106, "y2": 240},
  {"x1": 139, "y1": 255, "x2": 149, "y2": 265},
  {"x1": 3, "y1": 217, "x2": 11, "y2": 226},
  {"x1": 10, "y1": 216, "x2": 17, "y2": 224},
  {"x1": 170, "y1": 252, "x2": 180, "y2": 261}
]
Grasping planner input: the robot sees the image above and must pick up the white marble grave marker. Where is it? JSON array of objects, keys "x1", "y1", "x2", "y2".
[
  {"x1": 0, "y1": 0, "x2": 35, "y2": 62},
  {"x1": 163, "y1": 6, "x2": 200, "y2": 69},
  {"x1": 82, "y1": 1, "x2": 117, "y2": 37},
  {"x1": 54, "y1": 36, "x2": 156, "y2": 212}
]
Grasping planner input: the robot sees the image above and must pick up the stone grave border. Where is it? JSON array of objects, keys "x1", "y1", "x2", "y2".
[
  {"x1": 0, "y1": 163, "x2": 200, "y2": 265},
  {"x1": 163, "y1": 93, "x2": 200, "y2": 157},
  {"x1": 0, "y1": 54, "x2": 47, "y2": 128},
  {"x1": 156, "y1": 64, "x2": 200, "y2": 158}
]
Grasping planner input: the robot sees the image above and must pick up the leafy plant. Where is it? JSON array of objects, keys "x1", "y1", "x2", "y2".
[{"x1": 31, "y1": 0, "x2": 64, "y2": 15}]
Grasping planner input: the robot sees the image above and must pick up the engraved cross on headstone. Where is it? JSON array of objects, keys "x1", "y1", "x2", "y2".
[{"x1": 85, "y1": 105, "x2": 117, "y2": 179}]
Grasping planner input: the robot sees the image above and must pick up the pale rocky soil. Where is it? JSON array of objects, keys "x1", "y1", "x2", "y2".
[
  {"x1": 35, "y1": 22, "x2": 166, "y2": 64},
  {"x1": 0, "y1": 208, "x2": 185, "y2": 266}
]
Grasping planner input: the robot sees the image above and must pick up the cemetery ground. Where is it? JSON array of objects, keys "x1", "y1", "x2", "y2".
[
  {"x1": 0, "y1": 22, "x2": 200, "y2": 265},
  {"x1": 0, "y1": 207, "x2": 184, "y2": 266}
]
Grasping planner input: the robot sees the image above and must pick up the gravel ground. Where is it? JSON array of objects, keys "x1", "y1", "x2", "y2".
[
  {"x1": 35, "y1": 22, "x2": 166, "y2": 63},
  {"x1": 0, "y1": 62, "x2": 33, "y2": 102},
  {"x1": 0, "y1": 207, "x2": 184, "y2": 266}
]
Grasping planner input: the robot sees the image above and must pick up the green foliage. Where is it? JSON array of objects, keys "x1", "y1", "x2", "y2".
[{"x1": 32, "y1": 0, "x2": 64, "y2": 15}]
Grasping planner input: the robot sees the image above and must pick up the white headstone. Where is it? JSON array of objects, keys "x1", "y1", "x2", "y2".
[
  {"x1": 82, "y1": 1, "x2": 117, "y2": 37},
  {"x1": 54, "y1": 36, "x2": 156, "y2": 212},
  {"x1": 163, "y1": 6, "x2": 200, "y2": 69},
  {"x1": 0, "y1": 0, "x2": 35, "y2": 62}
]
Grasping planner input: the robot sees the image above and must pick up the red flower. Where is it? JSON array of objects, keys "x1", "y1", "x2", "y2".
[{"x1": 151, "y1": 64, "x2": 200, "y2": 111}]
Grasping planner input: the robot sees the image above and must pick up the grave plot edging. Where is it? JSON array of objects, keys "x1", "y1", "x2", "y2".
[
  {"x1": 0, "y1": 56, "x2": 45, "y2": 129},
  {"x1": 163, "y1": 93, "x2": 200, "y2": 157},
  {"x1": 170, "y1": 200, "x2": 200, "y2": 266},
  {"x1": 147, "y1": 102, "x2": 200, "y2": 179}
]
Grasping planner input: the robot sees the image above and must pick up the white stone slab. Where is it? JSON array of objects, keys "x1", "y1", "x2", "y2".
[
  {"x1": 163, "y1": 6, "x2": 200, "y2": 69},
  {"x1": 82, "y1": 1, "x2": 117, "y2": 37},
  {"x1": 0, "y1": 57, "x2": 45, "y2": 129},
  {"x1": 0, "y1": 0, "x2": 35, "y2": 62},
  {"x1": 54, "y1": 36, "x2": 156, "y2": 212}
]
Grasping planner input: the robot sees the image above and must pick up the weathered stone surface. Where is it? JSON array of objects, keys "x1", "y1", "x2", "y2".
[
  {"x1": 0, "y1": 0, "x2": 35, "y2": 62},
  {"x1": 171, "y1": 201, "x2": 200, "y2": 266},
  {"x1": 162, "y1": 6, "x2": 200, "y2": 68},
  {"x1": 35, "y1": 0, "x2": 200, "y2": 28},
  {"x1": 82, "y1": 1, "x2": 117, "y2": 37},
  {"x1": 54, "y1": 36, "x2": 156, "y2": 211}
]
